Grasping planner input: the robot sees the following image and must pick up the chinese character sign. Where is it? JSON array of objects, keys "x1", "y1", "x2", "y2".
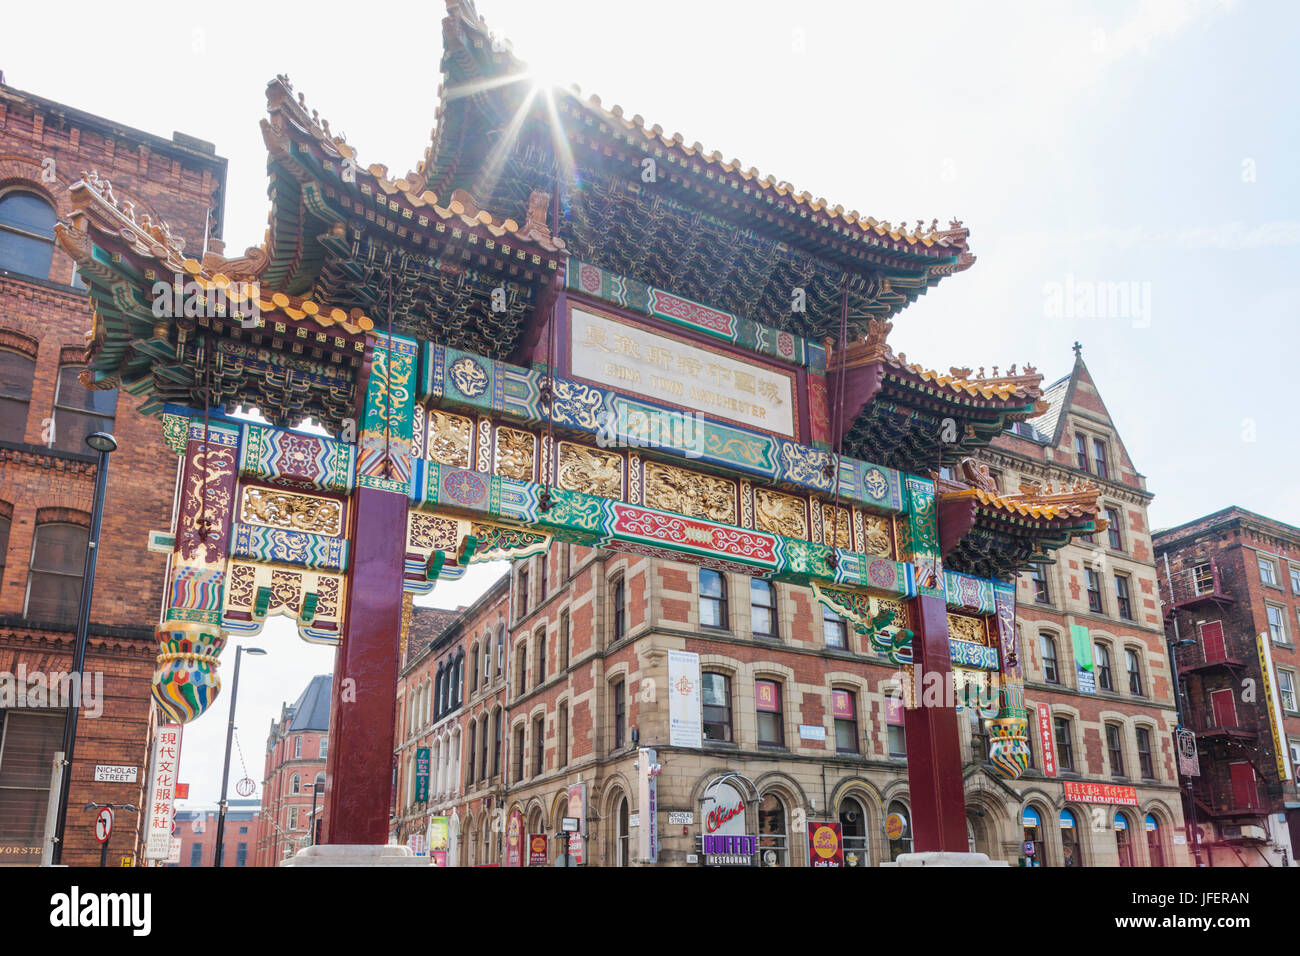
[
  {"x1": 415, "y1": 747, "x2": 430, "y2": 803},
  {"x1": 145, "y1": 723, "x2": 183, "y2": 860},
  {"x1": 1036, "y1": 702, "x2": 1057, "y2": 778},
  {"x1": 668, "y1": 650, "x2": 702, "y2": 749}
]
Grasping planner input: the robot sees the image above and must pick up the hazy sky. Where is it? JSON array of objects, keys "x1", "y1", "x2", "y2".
[{"x1": 5, "y1": 0, "x2": 1296, "y2": 805}]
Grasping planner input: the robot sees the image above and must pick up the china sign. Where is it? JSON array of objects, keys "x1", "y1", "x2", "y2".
[
  {"x1": 144, "y1": 723, "x2": 183, "y2": 860},
  {"x1": 1062, "y1": 781, "x2": 1137, "y2": 806}
]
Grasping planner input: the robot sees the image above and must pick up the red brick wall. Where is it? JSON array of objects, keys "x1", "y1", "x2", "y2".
[{"x1": 0, "y1": 84, "x2": 225, "y2": 867}]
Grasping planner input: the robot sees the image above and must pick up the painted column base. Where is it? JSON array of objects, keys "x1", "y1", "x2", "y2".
[
  {"x1": 881, "y1": 852, "x2": 1010, "y2": 867},
  {"x1": 280, "y1": 844, "x2": 430, "y2": 867}
]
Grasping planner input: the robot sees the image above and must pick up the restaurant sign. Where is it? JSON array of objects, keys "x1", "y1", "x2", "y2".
[{"x1": 808, "y1": 822, "x2": 844, "y2": 868}]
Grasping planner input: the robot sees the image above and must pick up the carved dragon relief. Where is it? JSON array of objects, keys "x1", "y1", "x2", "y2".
[{"x1": 644, "y1": 462, "x2": 736, "y2": 525}]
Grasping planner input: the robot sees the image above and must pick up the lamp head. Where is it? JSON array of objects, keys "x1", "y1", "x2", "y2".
[{"x1": 85, "y1": 432, "x2": 117, "y2": 453}]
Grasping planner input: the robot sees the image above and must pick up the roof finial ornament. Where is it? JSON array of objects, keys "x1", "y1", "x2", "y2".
[{"x1": 1072, "y1": 341, "x2": 1083, "y2": 358}]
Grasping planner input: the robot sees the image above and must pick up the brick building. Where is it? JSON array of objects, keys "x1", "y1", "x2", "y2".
[
  {"x1": 392, "y1": 587, "x2": 504, "y2": 859},
  {"x1": 1154, "y1": 507, "x2": 1300, "y2": 866},
  {"x1": 253, "y1": 674, "x2": 331, "y2": 866},
  {"x1": 171, "y1": 799, "x2": 259, "y2": 867},
  {"x1": 0, "y1": 75, "x2": 226, "y2": 866},
  {"x1": 393, "y1": 350, "x2": 1190, "y2": 867},
  {"x1": 974, "y1": 347, "x2": 1190, "y2": 866}
]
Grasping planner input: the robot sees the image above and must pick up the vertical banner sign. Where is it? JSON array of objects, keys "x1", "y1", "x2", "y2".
[
  {"x1": 1036, "y1": 702, "x2": 1057, "y2": 778},
  {"x1": 145, "y1": 723, "x2": 183, "y2": 860},
  {"x1": 567, "y1": 782, "x2": 586, "y2": 865},
  {"x1": 1175, "y1": 728, "x2": 1200, "y2": 777},
  {"x1": 1256, "y1": 633, "x2": 1294, "y2": 782},
  {"x1": 638, "y1": 748, "x2": 659, "y2": 864},
  {"x1": 668, "y1": 650, "x2": 702, "y2": 748},
  {"x1": 808, "y1": 822, "x2": 844, "y2": 867},
  {"x1": 1070, "y1": 624, "x2": 1096, "y2": 694},
  {"x1": 429, "y1": 816, "x2": 449, "y2": 867},
  {"x1": 507, "y1": 810, "x2": 523, "y2": 867},
  {"x1": 414, "y1": 747, "x2": 430, "y2": 803},
  {"x1": 529, "y1": 834, "x2": 548, "y2": 866}
]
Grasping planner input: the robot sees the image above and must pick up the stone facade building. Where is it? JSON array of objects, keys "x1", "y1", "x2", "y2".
[
  {"x1": 1154, "y1": 507, "x2": 1300, "y2": 866},
  {"x1": 253, "y1": 675, "x2": 331, "y2": 866},
  {"x1": 0, "y1": 75, "x2": 225, "y2": 866},
  {"x1": 393, "y1": 349, "x2": 1192, "y2": 867},
  {"x1": 971, "y1": 348, "x2": 1190, "y2": 866}
]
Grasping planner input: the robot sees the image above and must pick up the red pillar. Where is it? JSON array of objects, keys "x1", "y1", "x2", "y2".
[
  {"x1": 320, "y1": 485, "x2": 407, "y2": 845},
  {"x1": 902, "y1": 593, "x2": 968, "y2": 853}
]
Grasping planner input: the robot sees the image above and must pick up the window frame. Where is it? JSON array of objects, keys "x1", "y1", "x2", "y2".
[
  {"x1": 755, "y1": 679, "x2": 784, "y2": 748},
  {"x1": 50, "y1": 364, "x2": 117, "y2": 455},
  {"x1": 833, "y1": 689, "x2": 859, "y2": 754},
  {"x1": 1259, "y1": 555, "x2": 1280, "y2": 588},
  {"x1": 0, "y1": 189, "x2": 58, "y2": 280},
  {"x1": 701, "y1": 671, "x2": 733, "y2": 743},
  {"x1": 699, "y1": 568, "x2": 729, "y2": 631},
  {"x1": 1266, "y1": 603, "x2": 1288, "y2": 645},
  {"x1": 1040, "y1": 633, "x2": 1060, "y2": 684},
  {"x1": 750, "y1": 579, "x2": 778, "y2": 640},
  {"x1": 1029, "y1": 564, "x2": 1051, "y2": 604},
  {"x1": 1114, "y1": 573, "x2": 1133, "y2": 621},
  {"x1": 1086, "y1": 568, "x2": 1104, "y2": 614},
  {"x1": 1136, "y1": 726, "x2": 1155, "y2": 779},
  {"x1": 1054, "y1": 716, "x2": 1075, "y2": 771},
  {"x1": 612, "y1": 679, "x2": 626, "y2": 750},
  {"x1": 1094, "y1": 643, "x2": 1113, "y2": 692},
  {"x1": 0, "y1": 348, "x2": 37, "y2": 444},
  {"x1": 1105, "y1": 722, "x2": 1125, "y2": 778},
  {"x1": 1125, "y1": 648, "x2": 1144, "y2": 696},
  {"x1": 611, "y1": 575, "x2": 626, "y2": 642},
  {"x1": 823, "y1": 604, "x2": 848, "y2": 649},
  {"x1": 1105, "y1": 507, "x2": 1123, "y2": 550},
  {"x1": 24, "y1": 521, "x2": 88, "y2": 625}
]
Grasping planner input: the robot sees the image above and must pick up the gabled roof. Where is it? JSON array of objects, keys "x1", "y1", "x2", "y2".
[
  {"x1": 288, "y1": 674, "x2": 332, "y2": 732},
  {"x1": 1022, "y1": 373, "x2": 1070, "y2": 444}
]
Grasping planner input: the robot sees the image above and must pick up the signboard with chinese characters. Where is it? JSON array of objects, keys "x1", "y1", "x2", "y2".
[
  {"x1": 144, "y1": 723, "x2": 182, "y2": 860},
  {"x1": 1062, "y1": 781, "x2": 1137, "y2": 806},
  {"x1": 1036, "y1": 702, "x2": 1057, "y2": 778},
  {"x1": 569, "y1": 307, "x2": 796, "y2": 437},
  {"x1": 567, "y1": 782, "x2": 586, "y2": 865},
  {"x1": 808, "y1": 822, "x2": 844, "y2": 867},
  {"x1": 414, "y1": 747, "x2": 430, "y2": 803},
  {"x1": 93, "y1": 765, "x2": 138, "y2": 783},
  {"x1": 1070, "y1": 625, "x2": 1095, "y2": 695},
  {"x1": 668, "y1": 650, "x2": 702, "y2": 749}
]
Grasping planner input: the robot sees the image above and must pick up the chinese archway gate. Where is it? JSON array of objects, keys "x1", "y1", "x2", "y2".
[{"x1": 55, "y1": 1, "x2": 1104, "y2": 854}]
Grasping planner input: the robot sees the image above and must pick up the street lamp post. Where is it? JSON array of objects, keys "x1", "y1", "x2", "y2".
[
  {"x1": 51, "y1": 431, "x2": 116, "y2": 866},
  {"x1": 213, "y1": 645, "x2": 265, "y2": 867}
]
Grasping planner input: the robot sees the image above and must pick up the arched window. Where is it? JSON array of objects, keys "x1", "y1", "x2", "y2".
[
  {"x1": 886, "y1": 800, "x2": 912, "y2": 861},
  {"x1": 454, "y1": 652, "x2": 464, "y2": 707},
  {"x1": 1060, "y1": 808, "x2": 1082, "y2": 867},
  {"x1": 839, "y1": 796, "x2": 868, "y2": 867},
  {"x1": 291, "y1": 774, "x2": 301, "y2": 795},
  {"x1": 26, "y1": 521, "x2": 87, "y2": 624},
  {"x1": 495, "y1": 626, "x2": 504, "y2": 677},
  {"x1": 51, "y1": 366, "x2": 116, "y2": 454},
  {"x1": 1126, "y1": 648, "x2": 1144, "y2": 696},
  {"x1": 492, "y1": 707, "x2": 502, "y2": 777},
  {"x1": 611, "y1": 575, "x2": 626, "y2": 641},
  {"x1": 757, "y1": 793, "x2": 788, "y2": 867},
  {"x1": 1115, "y1": 811, "x2": 1134, "y2": 866},
  {"x1": 0, "y1": 349, "x2": 37, "y2": 442},
  {"x1": 0, "y1": 190, "x2": 57, "y2": 279},
  {"x1": 1145, "y1": 814, "x2": 1164, "y2": 866},
  {"x1": 1094, "y1": 643, "x2": 1113, "y2": 691},
  {"x1": 1040, "y1": 633, "x2": 1060, "y2": 684},
  {"x1": 470, "y1": 644, "x2": 479, "y2": 691},
  {"x1": 1022, "y1": 806, "x2": 1045, "y2": 866},
  {"x1": 314, "y1": 771, "x2": 325, "y2": 789},
  {"x1": 616, "y1": 795, "x2": 630, "y2": 866},
  {"x1": 478, "y1": 714, "x2": 488, "y2": 782},
  {"x1": 535, "y1": 629, "x2": 546, "y2": 686}
]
